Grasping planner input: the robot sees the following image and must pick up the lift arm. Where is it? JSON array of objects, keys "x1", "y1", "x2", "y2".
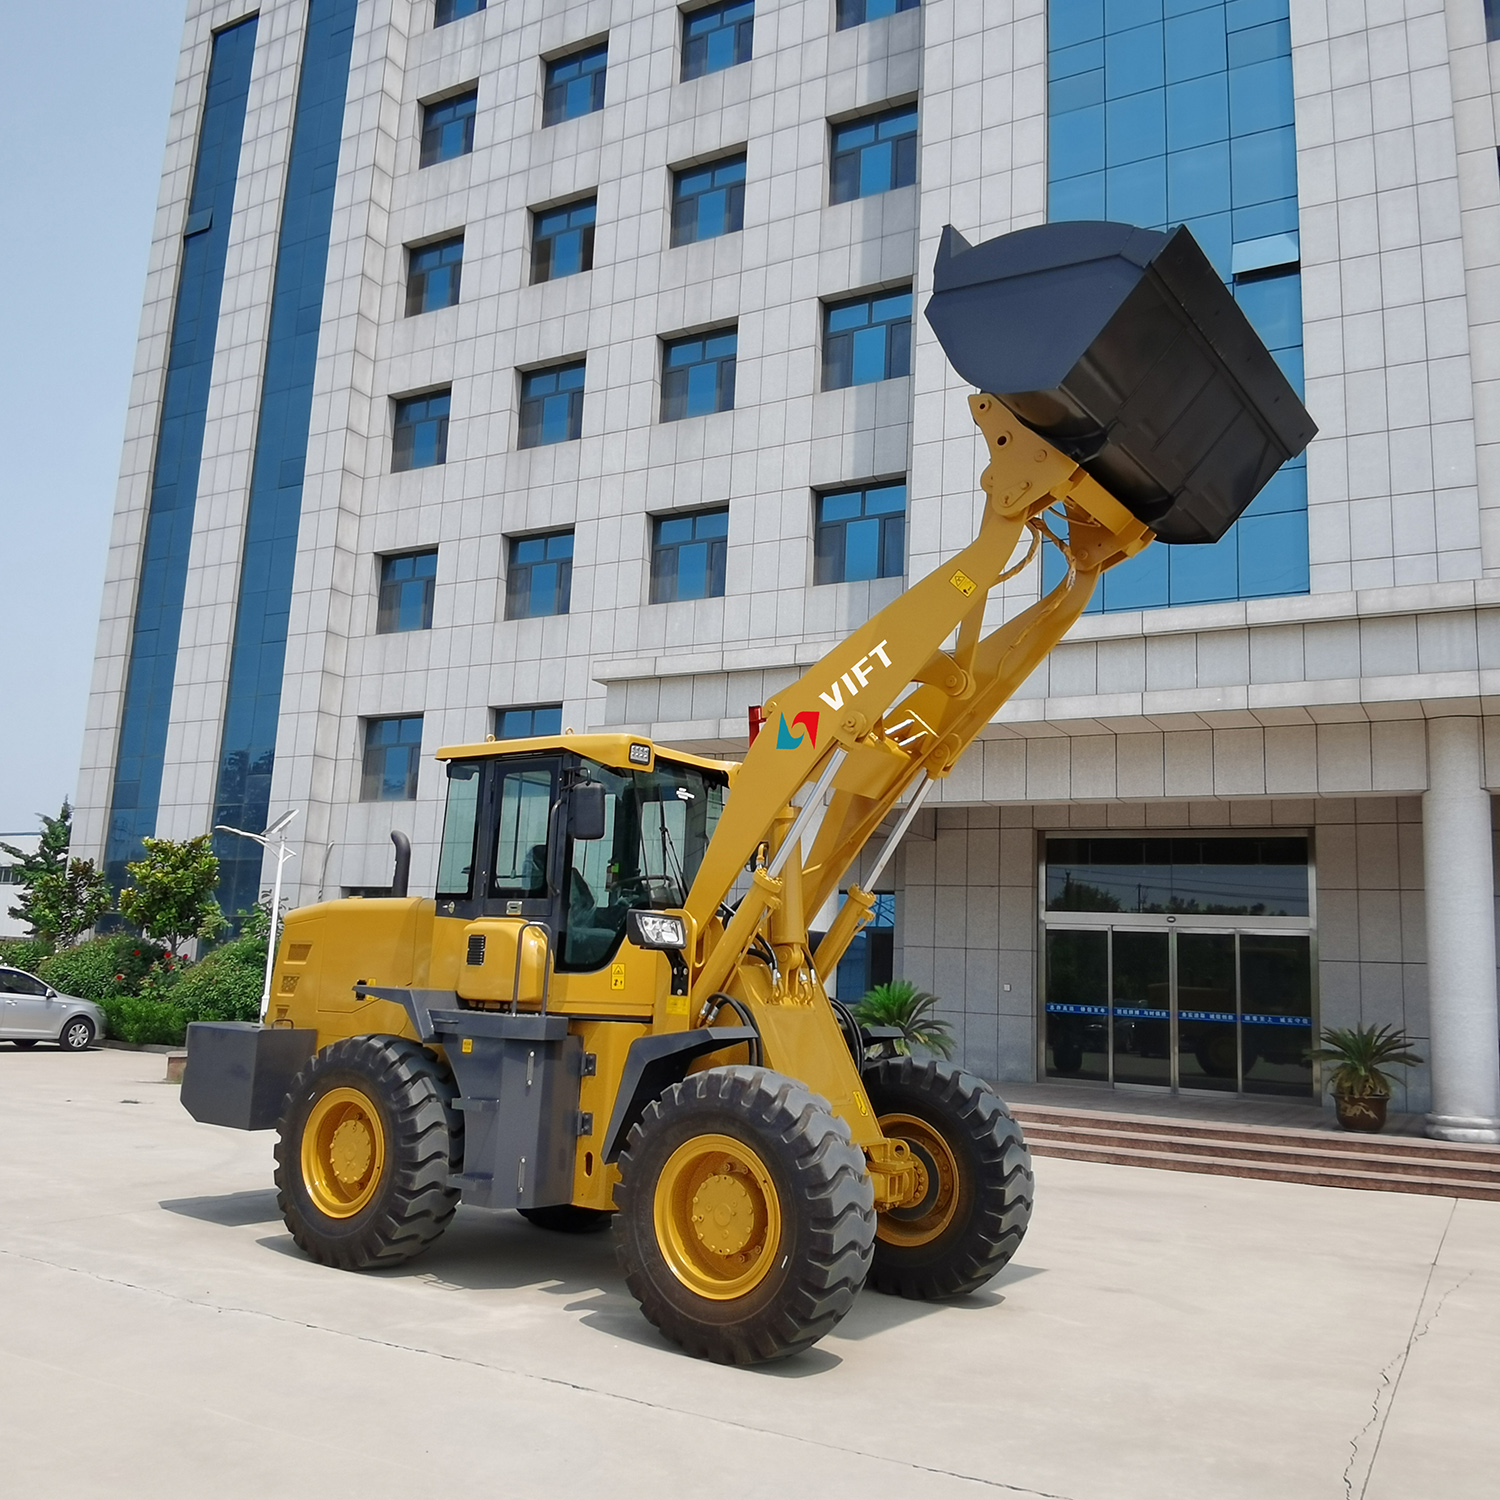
[{"x1": 681, "y1": 394, "x2": 1153, "y2": 1003}]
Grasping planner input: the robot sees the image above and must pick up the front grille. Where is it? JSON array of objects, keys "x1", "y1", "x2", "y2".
[{"x1": 466, "y1": 933, "x2": 486, "y2": 966}]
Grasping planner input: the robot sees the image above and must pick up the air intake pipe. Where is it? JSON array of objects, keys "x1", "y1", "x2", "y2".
[{"x1": 390, "y1": 830, "x2": 411, "y2": 898}]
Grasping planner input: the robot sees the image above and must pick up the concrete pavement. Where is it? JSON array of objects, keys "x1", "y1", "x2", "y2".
[{"x1": 1, "y1": 1046, "x2": 1495, "y2": 1499}]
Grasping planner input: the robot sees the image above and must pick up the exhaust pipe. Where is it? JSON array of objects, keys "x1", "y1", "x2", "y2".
[{"x1": 390, "y1": 830, "x2": 411, "y2": 898}]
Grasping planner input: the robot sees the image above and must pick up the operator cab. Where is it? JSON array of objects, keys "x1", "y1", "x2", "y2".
[{"x1": 431, "y1": 734, "x2": 731, "y2": 973}]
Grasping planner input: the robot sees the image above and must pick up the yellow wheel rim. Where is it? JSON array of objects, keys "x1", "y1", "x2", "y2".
[
  {"x1": 652, "y1": 1133, "x2": 783, "y2": 1301},
  {"x1": 300, "y1": 1086, "x2": 387, "y2": 1220},
  {"x1": 876, "y1": 1112, "x2": 961, "y2": 1248}
]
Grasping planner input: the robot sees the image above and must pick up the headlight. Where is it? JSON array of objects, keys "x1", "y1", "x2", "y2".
[{"x1": 628, "y1": 910, "x2": 687, "y2": 950}]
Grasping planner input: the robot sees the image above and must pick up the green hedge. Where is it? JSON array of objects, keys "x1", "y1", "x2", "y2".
[
  {"x1": 99, "y1": 995, "x2": 187, "y2": 1047},
  {"x1": 36, "y1": 935, "x2": 168, "y2": 1003},
  {"x1": 172, "y1": 938, "x2": 264, "y2": 1024},
  {"x1": 0, "y1": 937, "x2": 52, "y2": 973}
]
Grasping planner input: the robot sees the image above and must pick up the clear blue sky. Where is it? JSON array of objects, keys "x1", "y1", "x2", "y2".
[{"x1": 0, "y1": 3, "x2": 185, "y2": 832}]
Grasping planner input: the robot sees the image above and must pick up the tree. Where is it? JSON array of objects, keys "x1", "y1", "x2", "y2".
[
  {"x1": 119, "y1": 835, "x2": 226, "y2": 957},
  {"x1": 0, "y1": 803, "x2": 111, "y2": 948}
]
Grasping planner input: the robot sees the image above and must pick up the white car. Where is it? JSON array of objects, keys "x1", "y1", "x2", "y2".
[{"x1": 0, "y1": 967, "x2": 103, "y2": 1051}]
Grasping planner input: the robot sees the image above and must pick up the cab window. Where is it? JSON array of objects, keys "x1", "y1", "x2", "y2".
[
  {"x1": 491, "y1": 763, "x2": 556, "y2": 899},
  {"x1": 436, "y1": 761, "x2": 481, "y2": 900}
]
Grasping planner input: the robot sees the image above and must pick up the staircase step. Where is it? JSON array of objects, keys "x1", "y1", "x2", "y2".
[
  {"x1": 1018, "y1": 1122, "x2": 1500, "y2": 1185},
  {"x1": 1024, "y1": 1139, "x2": 1500, "y2": 1201},
  {"x1": 1009, "y1": 1104, "x2": 1500, "y2": 1166}
]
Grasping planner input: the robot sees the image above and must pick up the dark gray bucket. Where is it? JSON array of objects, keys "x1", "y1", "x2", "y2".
[{"x1": 924, "y1": 221, "x2": 1316, "y2": 544}]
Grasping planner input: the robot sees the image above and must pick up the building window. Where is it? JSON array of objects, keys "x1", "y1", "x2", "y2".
[
  {"x1": 532, "y1": 197, "x2": 596, "y2": 283},
  {"x1": 661, "y1": 329, "x2": 737, "y2": 421},
  {"x1": 406, "y1": 235, "x2": 463, "y2": 316},
  {"x1": 494, "y1": 703, "x2": 564, "y2": 738},
  {"x1": 519, "y1": 361, "x2": 586, "y2": 448},
  {"x1": 435, "y1": 0, "x2": 484, "y2": 24},
  {"x1": 1489, "y1": 0, "x2": 1500, "y2": 42},
  {"x1": 833, "y1": 891, "x2": 895, "y2": 1000},
  {"x1": 420, "y1": 89, "x2": 477, "y2": 168},
  {"x1": 377, "y1": 551, "x2": 437, "y2": 634},
  {"x1": 682, "y1": 2, "x2": 754, "y2": 81},
  {"x1": 823, "y1": 287, "x2": 912, "y2": 389},
  {"x1": 1046, "y1": 0, "x2": 1307, "y2": 611},
  {"x1": 652, "y1": 508, "x2": 729, "y2": 603},
  {"x1": 671, "y1": 153, "x2": 747, "y2": 246},
  {"x1": 815, "y1": 482, "x2": 906, "y2": 584},
  {"x1": 543, "y1": 41, "x2": 608, "y2": 127},
  {"x1": 361, "y1": 716, "x2": 423, "y2": 801},
  {"x1": 507, "y1": 531, "x2": 574, "y2": 619},
  {"x1": 830, "y1": 104, "x2": 918, "y2": 204},
  {"x1": 392, "y1": 391, "x2": 450, "y2": 471},
  {"x1": 0, "y1": 866, "x2": 16, "y2": 886},
  {"x1": 836, "y1": 0, "x2": 918, "y2": 25}
]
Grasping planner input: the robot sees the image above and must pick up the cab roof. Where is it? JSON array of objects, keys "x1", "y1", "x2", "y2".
[{"x1": 435, "y1": 731, "x2": 738, "y2": 777}]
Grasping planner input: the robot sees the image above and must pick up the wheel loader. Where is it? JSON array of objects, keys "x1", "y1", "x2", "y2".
[{"x1": 181, "y1": 221, "x2": 1314, "y2": 1364}]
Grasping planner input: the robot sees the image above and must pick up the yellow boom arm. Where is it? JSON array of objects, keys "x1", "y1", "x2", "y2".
[{"x1": 682, "y1": 395, "x2": 1154, "y2": 1006}]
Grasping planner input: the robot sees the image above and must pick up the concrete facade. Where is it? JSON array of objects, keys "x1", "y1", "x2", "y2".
[{"x1": 78, "y1": 0, "x2": 1500, "y2": 1133}]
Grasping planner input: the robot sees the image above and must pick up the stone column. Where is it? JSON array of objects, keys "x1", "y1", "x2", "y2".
[{"x1": 1422, "y1": 716, "x2": 1500, "y2": 1143}]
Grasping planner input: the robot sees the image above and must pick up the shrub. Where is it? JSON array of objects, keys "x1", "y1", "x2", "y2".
[
  {"x1": 99, "y1": 994, "x2": 187, "y2": 1047},
  {"x1": 0, "y1": 937, "x2": 53, "y2": 973},
  {"x1": 37, "y1": 934, "x2": 169, "y2": 1002},
  {"x1": 172, "y1": 936, "x2": 265, "y2": 1024},
  {"x1": 853, "y1": 980, "x2": 956, "y2": 1059}
]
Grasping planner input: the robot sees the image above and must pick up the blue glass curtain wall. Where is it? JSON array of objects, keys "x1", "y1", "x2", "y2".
[
  {"x1": 1046, "y1": 0, "x2": 1308, "y2": 611},
  {"x1": 103, "y1": 16, "x2": 258, "y2": 888},
  {"x1": 211, "y1": 0, "x2": 358, "y2": 916}
]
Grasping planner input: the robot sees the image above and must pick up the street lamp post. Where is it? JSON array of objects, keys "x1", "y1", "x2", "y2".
[{"x1": 214, "y1": 809, "x2": 298, "y2": 1022}]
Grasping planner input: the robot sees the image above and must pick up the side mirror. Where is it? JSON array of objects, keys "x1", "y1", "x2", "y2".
[{"x1": 568, "y1": 782, "x2": 607, "y2": 841}]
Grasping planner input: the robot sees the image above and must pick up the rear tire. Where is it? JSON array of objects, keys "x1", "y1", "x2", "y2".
[
  {"x1": 275, "y1": 1036, "x2": 460, "y2": 1270},
  {"x1": 865, "y1": 1058, "x2": 1033, "y2": 1299},
  {"x1": 614, "y1": 1066, "x2": 875, "y2": 1365},
  {"x1": 519, "y1": 1205, "x2": 613, "y2": 1234}
]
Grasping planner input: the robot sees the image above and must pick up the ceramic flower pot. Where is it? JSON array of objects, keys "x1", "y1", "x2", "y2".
[{"x1": 1334, "y1": 1092, "x2": 1388, "y2": 1132}]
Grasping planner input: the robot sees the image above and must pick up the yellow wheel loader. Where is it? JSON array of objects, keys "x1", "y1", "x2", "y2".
[{"x1": 181, "y1": 221, "x2": 1314, "y2": 1364}]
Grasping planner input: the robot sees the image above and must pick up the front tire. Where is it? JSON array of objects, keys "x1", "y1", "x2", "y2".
[
  {"x1": 614, "y1": 1066, "x2": 875, "y2": 1365},
  {"x1": 58, "y1": 1018, "x2": 94, "y2": 1052},
  {"x1": 275, "y1": 1036, "x2": 460, "y2": 1270},
  {"x1": 865, "y1": 1058, "x2": 1033, "y2": 1299}
]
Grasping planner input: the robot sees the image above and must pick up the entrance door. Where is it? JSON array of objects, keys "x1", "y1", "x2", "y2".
[{"x1": 1044, "y1": 927, "x2": 1314, "y2": 1095}]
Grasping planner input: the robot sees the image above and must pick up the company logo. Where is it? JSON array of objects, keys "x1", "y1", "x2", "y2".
[
  {"x1": 817, "y1": 640, "x2": 892, "y2": 712},
  {"x1": 773, "y1": 640, "x2": 894, "y2": 748},
  {"x1": 777, "y1": 711, "x2": 820, "y2": 749}
]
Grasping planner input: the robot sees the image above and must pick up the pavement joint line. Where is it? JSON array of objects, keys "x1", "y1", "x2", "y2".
[
  {"x1": 0, "y1": 1243, "x2": 1078, "y2": 1500},
  {"x1": 1344, "y1": 1199, "x2": 1459, "y2": 1500}
]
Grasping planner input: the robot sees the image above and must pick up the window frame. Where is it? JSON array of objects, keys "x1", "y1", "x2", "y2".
[
  {"x1": 376, "y1": 549, "x2": 438, "y2": 635},
  {"x1": 531, "y1": 195, "x2": 598, "y2": 284},
  {"x1": 493, "y1": 703, "x2": 565, "y2": 739},
  {"x1": 680, "y1": 1, "x2": 755, "y2": 83},
  {"x1": 505, "y1": 530, "x2": 576, "y2": 620},
  {"x1": 419, "y1": 87, "x2": 478, "y2": 168},
  {"x1": 829, "y1": 102, "x2": 919, "y2": 205},
  {"x1": 542, "y1": 40, "x2": 609, "y2": 128},
  {"x1": 360, "y1": 715, "x2": 424, "y2": 802},
  {"x1": 821, "y1": 284, "x2": 913, "y2": 390},
  {"x1": 405, "y1": 233, "x2": 464, "y2": 317},
  {"x1": 660, "y1": 327, "x2": 738, "y2": 422},
  {"x1": 650, "y1": 506, "x2": 730, "y2": 604},
  {"x1": 670, "y1": 151, "x2": 748, "y2": 247},
  {"x1": 518, "y1": 360, "x2": 587, "y2": 449},
  {"x1": 813, "y1": 480, "x2": 908, "y2": 585},
  {"x1": 391, "y1": 389, "x2": 451, "y2": 472}
]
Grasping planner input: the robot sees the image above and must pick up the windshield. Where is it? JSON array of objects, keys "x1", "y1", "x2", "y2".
[{"x1": 561, "y1": 759, "x2": 726, "y2": 969}]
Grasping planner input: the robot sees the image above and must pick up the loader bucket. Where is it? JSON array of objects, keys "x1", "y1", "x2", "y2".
[{"x1": 924, "y1": 221, "x2": 1316, "y2": 544}]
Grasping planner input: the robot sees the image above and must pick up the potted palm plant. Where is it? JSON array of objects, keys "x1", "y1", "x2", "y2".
[
  {"x1": 1309, "y1": 1023, "x2": 1423, "y2": 1132},
  {"x1": 853, "y1": 980, "x2": 956, "y2": 1059}
]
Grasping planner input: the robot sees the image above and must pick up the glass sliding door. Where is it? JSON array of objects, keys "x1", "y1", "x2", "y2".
[
  {"x1": 1110, "y1": 931, "x2": 1171, "y2": 1086},
  {"x1": 1175, "y1": 932, "x2": 1239, "y2": 1093},
  {"x1": 1240, "y1": 933, "x2": 1314, "y2": 1097},
  {"x1": 1044, "y1": 929, "x2": 1108, "y2": 1080}
]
